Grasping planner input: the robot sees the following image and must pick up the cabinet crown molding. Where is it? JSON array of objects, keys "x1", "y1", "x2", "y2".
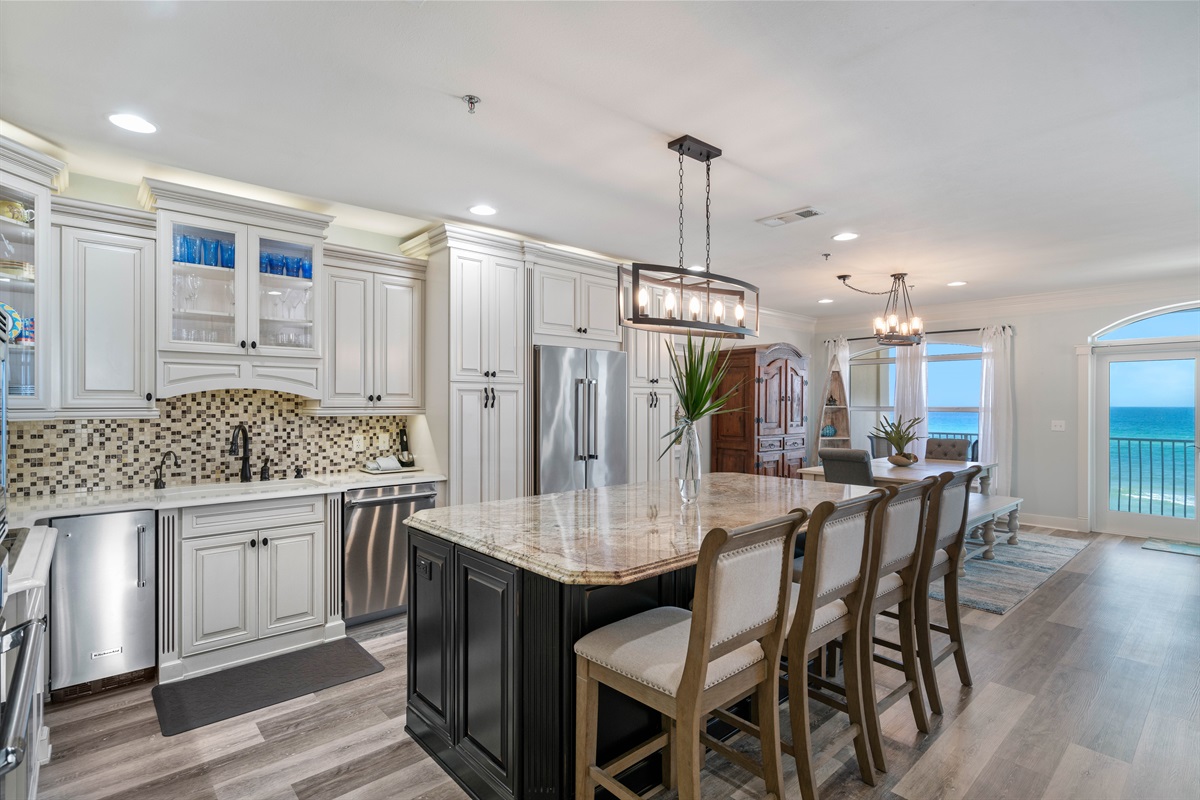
[
  {"x1": 139, "y1": 179, "x2": 335, "y2": 236},
  {"x1": 400, "y1": 223, "x2": 526, "y2": 259},
  {"x1": 0, "y1": 135, "x2": 68, "y2": 190},
  {"x1": 324, "y1": 242, "x2": 427, "y2": 275},
  {"x1": 522, "y1": 241, "x2": 621, "y2": 275},
  {"x1": 51, "y1": 196, "x2": 156, "y2": 232}
]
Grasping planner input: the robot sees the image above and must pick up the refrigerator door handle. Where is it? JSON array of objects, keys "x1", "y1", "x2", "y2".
[
  {"x1": 136, "y1": 524, "x2": 148, "y2": 588},
  {"x1": 575, "y1": 378, "x2": 588, "y2": 461},
  {"x1": 588, "y1": 379, "x2": 599, "y2": 460}
]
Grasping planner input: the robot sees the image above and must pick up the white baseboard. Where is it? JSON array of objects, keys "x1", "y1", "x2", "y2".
[{"x1": 1019, "y1": 513, "x2": 1089, "y2": 532}]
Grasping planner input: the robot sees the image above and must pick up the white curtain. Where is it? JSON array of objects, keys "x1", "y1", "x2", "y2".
[
  {"x1": 980, "y1": 325, "x2": 1014, "y2": 494},
  {"x1": 894, "y1": 340, "x2": 928, "y2": 459}
]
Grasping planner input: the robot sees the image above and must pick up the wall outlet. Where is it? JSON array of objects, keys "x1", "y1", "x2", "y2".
[
  {"x1": 352, "y1": 434, "x2": 366, "y2": 452},
  {"x1": 1050, "y1": 420, "x2": 1066, "y2": 432},
  {"x1": 378, "y1": 433, "x2": 390, "y2": 451}
]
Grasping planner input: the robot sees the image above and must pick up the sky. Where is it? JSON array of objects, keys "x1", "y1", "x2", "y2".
[{"x1": 1109, "y1": 359, "x2": 1196, "y2": 408}]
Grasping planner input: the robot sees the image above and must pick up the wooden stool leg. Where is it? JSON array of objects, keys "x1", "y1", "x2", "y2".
[
  {"x1": 575, "y1": 658, "x2": 599, "y2": 799},
  {"x1": 841, "y1": 628, "x2": 878, "y2": 784},
  {"x1": 756, "y1": 669, "x2": 786, "y2": 798},
  {"x1": 858, "y1": 613, "x2": 888, "y2": 771},
  {"x1": 661, "y1": 714, "x2": 676, "y2": 790},
  {"x1": 913, "y1": 592, "x2": 944, "y2": 716},
  {"x1": 897, "y1": 596, "x2": 931, "y2": 734},
  {"x1": 943, "y1": 571, "x2": 974, "y2": 687},
  {"x1": 788, "y1": 659, "x2": 821, "y2": 800},
  {"x1": 676, "y1": 705, "x2": 704, "y2": 800}
]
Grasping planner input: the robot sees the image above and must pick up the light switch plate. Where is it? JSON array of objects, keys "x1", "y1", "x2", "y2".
[
  {"x1": 1050, "y1": 420, "x2": 1066, "y2": 432},
  {"x1": 378, "y1": 433, "x2": 390, "y2": 450},
  {"x1": 352, "y1": 434, "x2": 366, "y2": 452}
]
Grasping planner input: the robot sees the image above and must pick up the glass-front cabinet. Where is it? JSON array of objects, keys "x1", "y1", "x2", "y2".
[
  {"x1": 158, "y1": 211, "x2": 320, "y2": 359},
  {"x1": 0, "y1": 170, "x2": 52, "y2": 410}
]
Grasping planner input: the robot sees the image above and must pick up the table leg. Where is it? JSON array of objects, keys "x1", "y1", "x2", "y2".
[
  {"x1": 979, "y1": 469, "x2": 992, "y2": 496},
  {"x1": 1006, "y1": 508, "x2": 1020, "y2": 545},
  {"x1": 969, "y1": 524, "x2": 982, "y2": 541},
  {"x1": 981, "y1": 519, "x2": 997, "y2": 560}
]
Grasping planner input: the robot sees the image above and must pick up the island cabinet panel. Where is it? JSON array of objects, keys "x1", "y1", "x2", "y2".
[{"x1": 408, "y1": 530, "x2": 454, "y2": 744}]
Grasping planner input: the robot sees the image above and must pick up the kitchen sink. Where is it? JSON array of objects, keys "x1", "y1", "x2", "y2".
[{"x1": 156, "y1": 478, "x2": 326, "y2": 498}]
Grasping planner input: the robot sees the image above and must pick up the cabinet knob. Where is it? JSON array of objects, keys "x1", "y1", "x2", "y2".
[
  {"x1": 582, "y1": 327, "x2": 588, "y2": 334},
  {"x1": 261, "y1": 537, "x2": 269, "y2": 546},
  {"x1": 249, "y1": 539, "x2": 257, "y2": 548},
  {"x1": 250, "y1": 341, "x2": 258, "y2": 350},
  {"x1": 576, "y1": 327, "x2": 582, "y2": 333},
  {"x1": 145, "y1": 392, "x2": 153, "y2": 402},
  {"x1": 240, "y1": 340, "x2": 247, "y2": 349}
]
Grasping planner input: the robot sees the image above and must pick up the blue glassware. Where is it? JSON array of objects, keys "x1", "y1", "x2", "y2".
[
  {"x1": 181, "y1": 235, "x2": 199, "y2": 264},
  {"x1": 173, "y1": 233, "x2": 185, "y2": 263},
  {"x1": 219, "y1": 240, "x2": 235, "y2": 268},
  {"x1": 285, "y1": 256, "x2": 301, "y2": 278},
  {"x1": 268, "y1": 253, "x2": 285, "y2": 275},
  {"x1": 259, "y1": 252, "x2": 270, "y2": 273},
  {"x1": 300, "y1": 258, "x2": 313, "y2": 280},
  {"x1": 201, "y1": 238, "x2": 219, "y2": 266}
]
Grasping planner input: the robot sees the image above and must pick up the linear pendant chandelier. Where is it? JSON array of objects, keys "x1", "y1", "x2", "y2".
[
  {"x1": 619, "y1": 135, "x2": 759, "y2": 338},
  {"x1": 838, "y1": 273, "x2": 924, "y2": 345}
]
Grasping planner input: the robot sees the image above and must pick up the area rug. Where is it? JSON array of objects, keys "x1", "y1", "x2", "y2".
[
  {"x1": 151, "y1": 638, "x2": 383, "y2": 736},
  {"x1": 929, "y1": 532, "x2": 1090, "y2": 615},
  {"x1": 1142, "y1": 538, "x2": 1200, "y2": 557}
]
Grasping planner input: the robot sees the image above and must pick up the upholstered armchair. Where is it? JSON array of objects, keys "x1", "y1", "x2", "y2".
[{"x1": 925, "y1": 438, "x2": 972, "y2": 461}]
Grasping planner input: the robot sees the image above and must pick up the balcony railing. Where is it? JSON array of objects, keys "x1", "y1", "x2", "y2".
[{"x1": 1109, "y1": 437, "x2": 1196, "y2": 518}]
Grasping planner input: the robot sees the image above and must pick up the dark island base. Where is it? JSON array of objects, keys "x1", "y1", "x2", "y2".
[{"x1": 406, "y1": 528, "x2": 700, "y2": 800}]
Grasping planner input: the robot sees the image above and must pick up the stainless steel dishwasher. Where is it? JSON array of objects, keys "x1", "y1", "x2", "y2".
[{"x1": 343, "y1": 483, "x2": 437, "y2": 626}]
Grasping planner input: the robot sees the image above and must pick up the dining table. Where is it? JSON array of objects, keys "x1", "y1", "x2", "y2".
[{"x1": 794, "y1": 456, "x2": 998, "y2": 495}]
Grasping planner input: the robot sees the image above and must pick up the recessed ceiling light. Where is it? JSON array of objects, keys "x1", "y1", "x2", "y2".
[
  {"x1": 818, "y1": 298, "x2": 834, "y2": 304},
  {"x1": 947, "y1": 281, "x2": 967, "y2": 287},
  {"x1": 469, "y1": 205, "x2": 496, "y2": 216},
  {"x1": 688, "y1": 264, "x2": 704, "y2": 272},
  {"x1": 831, "y1": 232, "x2": 858, "y2": 241},
  {"x1": 108, "y1": 113, "x2": 156, "y2": 133}
]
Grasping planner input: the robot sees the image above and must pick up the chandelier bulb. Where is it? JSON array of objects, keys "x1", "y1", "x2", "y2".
[
  {"x1": 713, "y1": 301, "x2": 724, "y2": 321},
  {"x1": 689, "y1": 296, "x2": 701, "y2": 320},
  {"x1": 637, "y1": 287, "x2": 649, "y2": 314},
  {"x1": 887, "y1": 314, "x2": 898, "y2": 330},
  {"x1": 911, "y1": 316, "x2": 923, "y2": 332},
  {"x1": 734, "y1": 303, "x2": 745, "y2": 324},
  {"x1": 664, "y1": 290, "x2": 676, "y2": 318}
]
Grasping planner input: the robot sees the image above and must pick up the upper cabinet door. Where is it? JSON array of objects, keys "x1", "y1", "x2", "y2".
[
  {"x1": 60, "y1": 228, "x2": 155, "y2": 410},
  {"x1": 323, "y1": 267, "x2": 373, "y2": 408},
  {"x1": 531, "y1": 264, "x2": 579, "y2": 338},
  {"x1": 375, "y1": 274, "x2": 424, "y2": 409},
  {"x1": 451, "y1": 252, "x2": 489, "y2": 381},
  {"x1": 158, "y1": 210, "x2": 247, "y2": 356},
  {"x1": 247, "y1": 227, "x2": 321, "y2": 359},
  {"x1": 758, "y1": 357, "x2": 787, "y2": 437},
  {"x1": 579, "y1": 274, "x2": 620, "y2": 342},
  {"x1": 786, "y1": 360, "x2": 807, "y2": 435},
  {"x1": 489, "y1": 256, "x2": 525, "y2": 383},
  {"x1": 0, "y1": 171, "x2": 52, "y2": 411}
]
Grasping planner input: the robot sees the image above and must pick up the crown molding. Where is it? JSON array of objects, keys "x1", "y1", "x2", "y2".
[
  {"x1": 813, "y1": 276, "x2": 1197, "y2": 335},
  {"x1": 139, "y1": 178, "x2": 334, "y2": 236},
  {"x1": 324, "y1": 242, "x2": 427, "y2": 275},
  {"x1": 0, "y1": 135, "x2": 68, "y2": 191},
  {"x1": 759, "y1": 306, "x2": 817, "y2": 335},
  {"x1": 399, "y1": 223, "x2": 527, "y2": 259},
  {"x1": 522, "y1": 240, "x2": 619, "y2": 274},
  {"x1": 51, "y1": 195, "x2": 155, "y2": 231}
]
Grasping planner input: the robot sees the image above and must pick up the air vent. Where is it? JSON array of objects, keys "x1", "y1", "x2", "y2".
[{"x1": 757, "y1": 206, "x2": 823, "y2": 227}]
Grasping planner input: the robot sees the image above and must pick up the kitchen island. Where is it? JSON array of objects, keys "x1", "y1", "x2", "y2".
[{"x1": 404, "y1": 473, "x2": 875, "y2": 800}]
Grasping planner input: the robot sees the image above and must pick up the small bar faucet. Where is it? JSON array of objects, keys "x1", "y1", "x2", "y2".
[
  {"x1": 153, "y1": 450, "x2": 181, "y2": 490},
  {"x1": 229, "y1": 423, "x2": 252, "y2": 483}
]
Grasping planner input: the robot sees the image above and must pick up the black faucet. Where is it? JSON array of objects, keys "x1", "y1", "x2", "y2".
[
  {"x1": 229, "y1": 423, "x2": 252, "y2": 483},
  {"x1": 260, "y1": 457, "x2": 271, "y2": 482},
  {"x1": 153, "y1": 450, "x2": 182, "y2": 489}
]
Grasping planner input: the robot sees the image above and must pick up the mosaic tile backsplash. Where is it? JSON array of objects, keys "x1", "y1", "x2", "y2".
[{"x1": 7, "y1": 390, "x2": 408, "y2": 497}]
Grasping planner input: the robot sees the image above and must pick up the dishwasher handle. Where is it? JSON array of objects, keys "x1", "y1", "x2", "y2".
[
  {"x1": 0, "y1": 617, "x2": 45, "y2": 776},
  {"x1": 344, "y1": 493, "x2": 437, "y2": 510}
]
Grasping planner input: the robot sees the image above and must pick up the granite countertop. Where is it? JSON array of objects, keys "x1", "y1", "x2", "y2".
[
  {"x1": 7, "y1": 470, "x2": 447, "y2": 528},
  {"x1": 406, "y1": 473, "x2": 877, "y2": 586}
]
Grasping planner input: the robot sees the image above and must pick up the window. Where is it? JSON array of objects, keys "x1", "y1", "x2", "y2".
[
  {"x1": 1096, "y1": 307, "x2": 1200, "y2": 342},
  {"x1": 848, "y1": 342, "x2": 983, "y2": 453}
]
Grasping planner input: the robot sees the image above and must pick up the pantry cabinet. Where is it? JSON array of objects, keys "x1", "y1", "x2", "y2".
[
  {"x1": 449, "y1": 383, "x2": 525, "y2": 505},
  {"x1": 629, "y1": 386, "x2": 676, "y2": 483},
  {"x1": 318, "y1": 245, "x2": 425, "y2": 413}
]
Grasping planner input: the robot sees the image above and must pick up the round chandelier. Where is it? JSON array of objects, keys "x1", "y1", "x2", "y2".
[
  {"x1": 619, "y1": 135, "x2": 759, "y2": 338},
  {"x1": 837, "y1": 273, "x2": 924, "y2": 345}
]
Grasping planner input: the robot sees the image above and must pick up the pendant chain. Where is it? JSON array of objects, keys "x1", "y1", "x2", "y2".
[
  {"x1": 705, "y1": 158, "x2": 712, "y2": 272},
  {"x1": 677, "y1": 151, "x2": 685, "y2": 270}
]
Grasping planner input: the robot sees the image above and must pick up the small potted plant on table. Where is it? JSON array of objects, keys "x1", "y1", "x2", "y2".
[{"x1": 871, "y1": 416, "x2": 924, "y2": 466}]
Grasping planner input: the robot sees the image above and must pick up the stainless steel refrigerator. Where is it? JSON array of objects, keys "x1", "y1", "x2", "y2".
[{"x1": 534, "y1": 346, "x2": 628, "y2": 493}]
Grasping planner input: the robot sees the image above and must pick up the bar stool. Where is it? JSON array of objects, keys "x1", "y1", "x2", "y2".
[
  {"x1": 858, "y1": 479, "x2": 937, "y2": 772},
  {"x1": 573, "y1": 510, "x2": 807, "y2": 800},
  {"x1": 912, "y1": 467, "x2": 981, "y2": 715}
]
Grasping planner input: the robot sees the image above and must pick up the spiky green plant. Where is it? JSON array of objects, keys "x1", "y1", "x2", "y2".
[
  {"x1": 659, "y1": 334, "x2": 741, "y2": 459},
  {"x1": 870, "y1": 415, "x2": 924, "y2": 458}
]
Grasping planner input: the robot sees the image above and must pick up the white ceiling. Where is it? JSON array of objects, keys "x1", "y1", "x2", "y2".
[{"x1": 1, "y1": 1, "x2": 1197, "y2": 318}]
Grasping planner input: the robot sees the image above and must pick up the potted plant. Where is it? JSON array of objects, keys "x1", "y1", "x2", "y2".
[
  {"x1": 871, "y1": 415, "x2": 924, "y2": 466},
  {"x1": 661, "y1": 334, "x2": 740, "y2": 502}
]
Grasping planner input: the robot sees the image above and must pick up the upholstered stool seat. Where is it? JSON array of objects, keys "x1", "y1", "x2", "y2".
[{"x1": 573, "y1": 607, "x2": 764, "y2": 696}]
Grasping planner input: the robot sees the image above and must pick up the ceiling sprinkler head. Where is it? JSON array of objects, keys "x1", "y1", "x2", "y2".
[{"x1": 462, "y1": 94, "x2": 481, "y2": 114}]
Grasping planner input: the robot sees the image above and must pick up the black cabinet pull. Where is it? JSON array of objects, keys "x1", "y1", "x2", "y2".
[
  {"x1": 483, "y1": 387, "x2": 489, "y2": 407},
  {"x1": 583, "y1": 327, "x2": 588, "y2": 334},
  {"x1": 250, "y1": 341, "x2": 257, "y2": 350},
  {"x1": 491, "y1": 370, "x2": 498, "y2": 378},
  {"x1": 261, "y1": 537, "x2": 269, "y2": 546},
  {"x1": 145, "y1": 392, "x2": 153, "y2": 402},
  {"x1": 249, "y1": 539, "x2": 257, "y2": 548},
  {"x1": 490, "y1": 388, "x2": 496, "y2": 408},
  {"x1": 240, "y1": 340, "x2": 247, "y2": 349}
]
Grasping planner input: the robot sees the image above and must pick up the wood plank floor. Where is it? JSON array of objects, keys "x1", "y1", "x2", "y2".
[{"x1": 40, "y1": 527, "x2": 1200, "y2": 800}]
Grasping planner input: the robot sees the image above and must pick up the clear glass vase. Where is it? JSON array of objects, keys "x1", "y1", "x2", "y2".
[{"x1": 676, "y1": 422, "x2": 703, "y2": 504}]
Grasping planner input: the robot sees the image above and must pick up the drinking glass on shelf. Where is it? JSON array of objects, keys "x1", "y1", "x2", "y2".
[
  {"x1": 180, "y1": 235, "x2": 199, "y2": 264},
  {"x1": 172, "y1": 274, "x2": 184, "y2": 311},
  {"x1": 201, "y1": 238, "x2": 219, "y2": 266},
  {"x1": 219, "y1": 240, "x2": 235, "y2": 268},
  {"x1": 300, "y1": 258, "x2": 312, "y2": 279},
  {"x1": 186, "y1": 274, "x2": 202, "y2": 311},
  {"x1": 259, "y1": 252, "x2": 270, "y2": 273},
  {"x1": 269, "y1": 254, "x2": 285, "y2": 275},
  {"x1": 285, "y1": 257, "x2": 301, "y2": 278},
  {"x1": 173, "y1": 234, "x2": 185, "y2": 263}
]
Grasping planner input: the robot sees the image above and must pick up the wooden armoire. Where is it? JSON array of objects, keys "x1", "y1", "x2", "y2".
[{"x1": 710, "y1": 342, "x2": 809, "y2": 478}]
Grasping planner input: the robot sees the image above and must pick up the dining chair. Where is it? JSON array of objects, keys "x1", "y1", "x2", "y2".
[
  {"x1": 783, "y1": 491, "x2": 888, "y2": 800},
  {"x1": 858, "y1": 479, "x2": 937, "y2": 771},
  {"x1": 819, "y1": 448, "x2": 875, "y2": 486},
  {"x1": 924, "y1": 438, "x2": 971, "y2": 461},
  {"x1": 911, "y1": 466, "x2": 981, "y2": 715},
  {"x1": 573, "y1": 511, "x2": 807, "y2": 800},
  {"x1": 867, "y1": 434, "x2": 893, "y2": 458}
]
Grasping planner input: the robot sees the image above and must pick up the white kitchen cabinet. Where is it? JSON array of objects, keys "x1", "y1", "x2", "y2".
[
  {"x1": 450, "y1": 383, "x2": 526, "y2": 505},
  {"x1": 629, "y1": 386, "x2": 675, "y2": 483},
  {"x1": 182, "y1": 531, "x2": 258, "y2": 656},
  {"x1": 321, "y1": 255, "x2": 424, "y2": 412},
  {"x1": 59, "y1": 227, "x2": 156, "y2": 411},
  {"x1": 624, "y1": 284, "x2": 675, "y2": 388},
  {"x1": 451, "y1": 251, "x2": 525, "y2": 383},
  {"x1": 531, "y1": 262, "x2": 620, "y2": 343},
  {"x1": 259, "y1": 522, "x2": 324, "y2": 638}
]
